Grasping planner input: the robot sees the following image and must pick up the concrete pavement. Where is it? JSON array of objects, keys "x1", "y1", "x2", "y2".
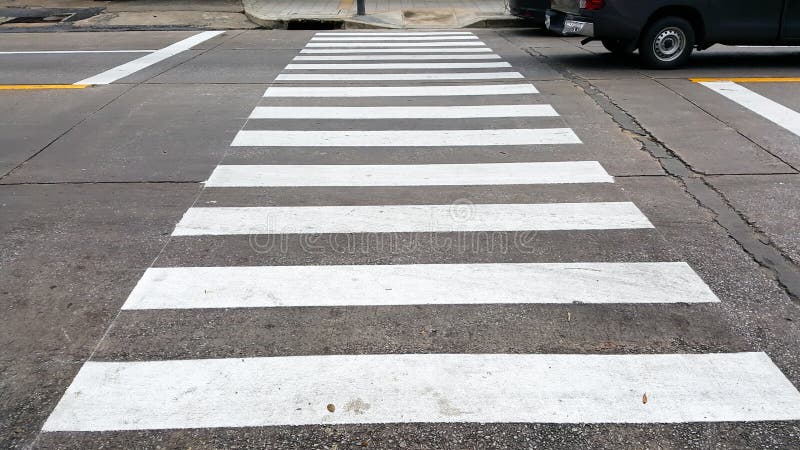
[{"x1": 1, "y1": 29, "x2": 800, "y2": 449}]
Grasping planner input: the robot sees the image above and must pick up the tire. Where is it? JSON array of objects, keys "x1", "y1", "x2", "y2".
[
  {"x1": 602, "y1": 39, "x2": 634, "y2": 54},
  {"x1": 638, "y1": 17, "x2": 695, "y2": 69}
]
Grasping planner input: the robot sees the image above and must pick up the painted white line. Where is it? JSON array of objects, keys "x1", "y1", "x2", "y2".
[
  {"x1": 305, "y1": 42, "x2": 486, "y2": 47},
  {"x1": 300, "y1": 48, "x2": 494, "y2": 53},
  {"x1": 314, "y1": 32, "x2": 475, "y2": 36},
  {"x1": 43, "y1": 352, "x2": 800, "y2": 431},
  {"x1": 700, "y1": 81, "x2": 800, "y2": 137},
  {"x1": 231, "y1": 128, "x2": 581, "y2": 147},
  {"x1": 123, "y1": 262, "x2": 716, "y2": 310},
  {"x1": 172, "y1": 202, "x2": 651, "y2": 236},
  {"x1": 75, "y1": 31, "x2": 224, "y2": 85},
  {"x1": 249, "y1": 105, "x2": 558, "y2": 120},
  {"x1": 264, "y1": 83, "x2": 536, "y2": 97},
  {"x1": 311, "y1": 36, "x2": 480, "y2": 41},
  {"x1": 275, "y1": 72, "x2": 524, "y2": 81},
  {"x1": 0, "y1": 50, "x2": 155, "y2": 55},
  {"x1": 293, "y1": 54, "x2": 502, "y2": 61},
  {"x1": 284, "y1": 62, "x2": 511, "y2": 70},
  {"x1": 205, "y1": 161, "x2": 612, "y2": 187},
  {"x1": 263, "y1": 84, "x2": 538, "y2": 97}
]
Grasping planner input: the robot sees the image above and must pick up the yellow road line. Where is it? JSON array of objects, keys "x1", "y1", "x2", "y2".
[
  {"x1": 0, "y1": 84, "x2": 91, "y2": 90},
  {"x1": 690, "y1": 77, "x2": 800, "y2": 83}
]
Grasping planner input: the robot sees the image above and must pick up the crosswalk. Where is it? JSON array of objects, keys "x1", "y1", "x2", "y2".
[{"x1": 42, "y1": 30, "x2": 800, "y2": 439}]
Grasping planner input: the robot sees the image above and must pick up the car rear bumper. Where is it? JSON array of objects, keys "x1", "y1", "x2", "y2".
[
  {"x1": 545, "y1": 10, "x2": 595, "y2": 37},
  {"x1": 510, "y1": 7, "x2": 547, "y2": 22}
]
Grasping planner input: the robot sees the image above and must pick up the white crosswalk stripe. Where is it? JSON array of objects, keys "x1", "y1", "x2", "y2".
[
  {"x1": 172, "y1": 202, "x2": 654, "y2": 236},
  {"x1": 263, "y1": 84, "x2": 538, "y2": 97},
  {"x1": 293, "y1": 54, "x2": 502, "y2": 60},
  {"x1": 314, "y1": 32, "x2": 476, "y2": 36},
  {"x1": 284, "y1": 62, "x2": 512, "y2": 70},
  {"x1": 311, "y1": 36, "x2": 481, "y2": 41},
  {"x1": 42, "y1": 353, "x2": 800, "y2": 431},
  {"x1": 305, "y1": 42, "x2": 487, "y2": 47},
  {"x1": 122, "y1": 262, "x2": 718, "y2": 310},
  {"x1": 249, "y1": 105, "x2": 558, "y2": 119},
  {"x1": 42, "y1": 30, "x2": 800, "y2": 439},
  {"x1": 204, "y1": 161, "x2": 612, "y2": 187},
  {"x1": 275, "y1": 72, "x2": 524, "y2": 81},
  {"x1": 231, "y1": 128, "x2": 581, "y2": 146},
  {"x1": 300, "y1": 48, "x2": 495, "y2": 53}
]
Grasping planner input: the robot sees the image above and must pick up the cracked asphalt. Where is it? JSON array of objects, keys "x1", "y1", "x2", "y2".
[{"x1": 1, "y1": 28, "x2": 800, "y2": 448}]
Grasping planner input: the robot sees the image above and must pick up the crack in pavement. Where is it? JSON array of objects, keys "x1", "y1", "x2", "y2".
[{"x1": 523, "y1": 46, "x2": 800, "y2": 302}]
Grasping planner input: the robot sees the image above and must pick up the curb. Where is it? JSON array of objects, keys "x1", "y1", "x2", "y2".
[{"x1": 243, "y1": 2, "x2": 540, "y2": 30}]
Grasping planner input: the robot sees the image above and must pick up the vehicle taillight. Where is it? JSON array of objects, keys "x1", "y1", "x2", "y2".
[{"x1": 580, "y1": 0, "x2": 605, "y2": 10}]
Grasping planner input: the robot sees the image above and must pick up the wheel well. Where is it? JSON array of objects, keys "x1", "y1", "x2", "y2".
[{"x1": 643, "y1": 6, "x2": 706, "y2": 46}]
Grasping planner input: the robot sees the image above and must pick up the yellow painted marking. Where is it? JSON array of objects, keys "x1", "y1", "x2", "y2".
[
  {"x1": 338, "y1": 0, "x2": 354, "y2": 12},
  {"x1": 690, "y1": 77, "x2": 800, "y2": 83},
  {"x1": 0, "y1": 84, "x2": 91, "y2": 90}
]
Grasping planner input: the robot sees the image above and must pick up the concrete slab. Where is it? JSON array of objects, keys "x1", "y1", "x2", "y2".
[
  {"x1": 0, "y1": 86, "x2": 125, "y2": 178},
  {"x1": 147, "y1": 48, "x2": 297, "y2": 84},
  {"x1": 0, "y1": 53, "x2": 139, "y2": 84},
  {"x1": 0, "y1": 31, "x2": 198, "y2": 51},
  {"x1": 0, "y1": 183, "x2": 199, "y2": 449},
  {"x1": 1, "y1": 84, "x2": 264, "y2": 183},
  {"x1": 659, "y1": 78, "x2": 800, "y2": 171},
  {"x1": 745, "y1": 82, "x2": 800, "y2": 114},
  {"x1": 619, "y1": 176, "x2": 800, "y2": 388},
  {"x1": 593, "y1": 78, "x2": 794, "y2": 175}
]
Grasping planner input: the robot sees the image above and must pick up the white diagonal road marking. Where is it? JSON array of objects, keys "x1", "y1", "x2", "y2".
[
  {"x1": 75, "y1": 31, "x2": 224, "y2": 85},
  {"x1": 700, "y1": 81, "x2": 800, "y2": 137}
]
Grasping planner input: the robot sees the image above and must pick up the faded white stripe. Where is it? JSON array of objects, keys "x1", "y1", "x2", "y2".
[
  {"x1": 75, "y1": 31, "x2": 224, "y2": 85},
  {"x1": 263, "y1": 84, "x2": 538, "y2": 97},
  {"x1": 293, "y1": 54, "x2": 501, "y2": 61},
  {"x1": 311, "y1": 36, "x2": 480, "y2": 41},
  {"x1": 314, "y1": 32, "x2": 474, "y2": 36},
  {"x1": 122, "y1": 262, "x2": 717, "y2": 310},
  {"x1": 43, "y1": 352, "x2": 800, "y2": 431},
  {"x1": 172, "y1": 202, "x2": 652, "y2": 236},
  {"x1": 275, "y1": 72, "x2": 524, "y2": 81},
  {"x1": 231, "y1": 128, "x2": 581, "y2": 147},
  {"x1": 249, "y1": 105, "x2": 557, "y2": 119},
  {"x1": 700, "y1": 81, "x2": 800, "y2": 137},
  {"x1": 284, "y1": 62, "x2": 511, "y2": 70},
  {"x1": 305, "y1": 42, "x2": 486, "y2": 48},
  {"x1": 300, "y1": 48, "x2": 494, "y2": 53},
  {"x1": 204, "y1": 161, "x2": 612, "y2": 187}
]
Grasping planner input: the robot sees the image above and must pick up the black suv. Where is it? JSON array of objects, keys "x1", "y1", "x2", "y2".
[
  {"x1": 547, "y1": 0, "x2": 800, "y2": 68},
  {"x1": 509, "y1": 0, "x2": 550, "y2": 24}
]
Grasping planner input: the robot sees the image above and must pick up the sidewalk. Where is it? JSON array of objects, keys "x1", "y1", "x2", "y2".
[
  {"x1": 0, "y1": 0, "x2": 530, "y2": 31},
  {"x1": 244, "y1": 0, "x2": 527, "y2": 29}
]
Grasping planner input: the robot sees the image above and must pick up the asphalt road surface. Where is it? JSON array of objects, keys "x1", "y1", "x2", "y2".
[{"x1": 2, "y1": 29, "x2": 800, "y2": 449}]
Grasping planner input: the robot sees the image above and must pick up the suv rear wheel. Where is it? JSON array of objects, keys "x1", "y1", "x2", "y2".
[{"x1": 639, "y1": 17, "x2": 695, "y2": 69}]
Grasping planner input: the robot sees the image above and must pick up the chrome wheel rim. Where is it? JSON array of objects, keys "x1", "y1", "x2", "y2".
[{"x1": 653, "y1": 27, "x2": 686, "y2": 62}]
